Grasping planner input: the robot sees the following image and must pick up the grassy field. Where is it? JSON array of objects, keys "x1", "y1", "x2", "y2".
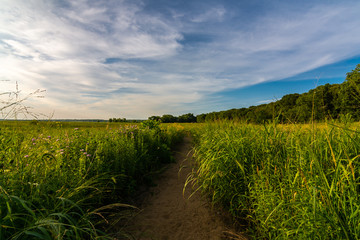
[
  {"x1": 3, "y1": 119, "x2": 360, "y2": 239},
  {"x1": 0, "y1": 120, "x2": 184, "y2": 239},
  {"x1": 190, "y1": 119, "x2": 360, "y2": 239}
]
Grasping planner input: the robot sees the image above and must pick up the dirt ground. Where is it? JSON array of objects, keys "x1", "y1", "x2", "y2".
[{"x1": 120, "y1": 136, "x2": 247, "y2": 240}]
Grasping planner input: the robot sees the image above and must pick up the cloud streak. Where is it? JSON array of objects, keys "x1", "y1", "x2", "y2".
[{"x1": 1, "y1": 0, "x2": 360, "y2": 119}]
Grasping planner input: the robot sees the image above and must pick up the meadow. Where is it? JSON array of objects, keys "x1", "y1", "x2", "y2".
[
  {"x1": 0, "y1": 120, "x2": 184, "y2": 239},
  {"x1": 2, "y1": 118, "x2": 360, "y2": 239},
  {"x1": 190, "y1": 119, "x2": 360, "y2": 239}
]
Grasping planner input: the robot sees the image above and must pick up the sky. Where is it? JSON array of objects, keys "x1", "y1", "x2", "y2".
[{"x1": 1, "y1": 0, "x2": 360, "y2": 119}]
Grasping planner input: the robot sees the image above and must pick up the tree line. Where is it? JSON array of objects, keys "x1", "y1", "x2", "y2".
[
  {"x1": 109, "y1": 113, "x2": 197, "y2": 123},
  {"x1": 148, "y1": 113, "x2": 197, "y2": 123},
  {"x1": 108, "y1": 117, "x2": 127, "y2": 122},
  {"x1": 110, "y1": 63, "x2": 360, "y2": 124},
  {"x1": 197, "y1": 63, "x2": 360, "y2": 123}
]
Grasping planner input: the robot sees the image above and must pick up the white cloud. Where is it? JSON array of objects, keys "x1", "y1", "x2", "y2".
[
  {"x1": 257, "y1": 99, "x2": 275, "y2": 104},
  {"x1": 0, "y1": 0, "x2": 182, "y2": 61},
  {"x1": 191, "y1": 6, "x2": 226, "y2": 23},
  {"x1": 185, "y1": 2, "x2": 360, "y2": 88},
  {"x1": 0, "y1": 0, "x2": 185, "y2": 118},
  {"x1": 1, "y1": 0, "x2": 360, "y2": 119}
]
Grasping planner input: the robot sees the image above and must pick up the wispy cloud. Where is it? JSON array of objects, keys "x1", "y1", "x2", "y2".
[
  {"x1": 190, "y1": 6, "x2": 226, "y2": 23},
  {"x1": 0, "y1": 0, "x2": 360, "y2": 119},
  {"x1": 257, "y1": 99, "x2": 275, "y2": 105},
  {"x1": 182, "y1": 2, "x2": 360, "y2": 87}
]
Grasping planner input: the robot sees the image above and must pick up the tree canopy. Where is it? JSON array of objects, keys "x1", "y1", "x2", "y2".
[{"x1": 197, "y1": 63, "x2": 360, "y2": 123}]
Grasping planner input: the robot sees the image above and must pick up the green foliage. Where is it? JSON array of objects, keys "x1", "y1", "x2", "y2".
[
  {"x1": 160, "y1": 114, "x2": 177, "y2": 123},
  {"x1": 178, "y1": 113, "x2": 196, "y2": 123},
  {"x1": 197, "y1": 63, "x2": 360, "y2": 123},
  {"x1": 108, "y1": 117, "x2": 127, "y2": 122},
  {"x1": 0, "y1": 121, "x2": 184, "y2": 239},
  {"x1": 153, "y1": 113, "x2": 197, "y2": 123},
  {"x1": 146, "y1": 113, "x2": 197, "y2": 123},
  {"x1": 148, "y1": 115, "x2": 161, "y2": 121},
  {"x1": 340, "y1": 64, "x2": 360, "y2": 119},
  {"x1": 191, "y1": 121, "x2": 360, "y2": 239},
  {"x1": 140, "y1": 119, "x2": 160, "y2": 130}
]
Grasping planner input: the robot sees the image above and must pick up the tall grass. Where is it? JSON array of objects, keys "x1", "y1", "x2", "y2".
[
  {"x1": 0, "y1": 121, "x2": 184, "y2": 239},
  {"x1": 191, "y1": 120, "x2": 360, "y2": 239}
]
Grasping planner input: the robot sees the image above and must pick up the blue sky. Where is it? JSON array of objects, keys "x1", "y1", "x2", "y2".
[{"x1": 1, "y1": 0, "x2": 360, "y2": 119}]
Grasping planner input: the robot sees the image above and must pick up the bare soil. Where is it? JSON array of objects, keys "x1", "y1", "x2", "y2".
[{"x1": 121, "y1": 136, "x2": 247, "y2": 240}]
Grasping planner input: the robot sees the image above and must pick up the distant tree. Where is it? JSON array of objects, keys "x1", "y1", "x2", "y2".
[
  {"x1": 295, "y1": 92, "x2": 313, "y2": 122},
  {"x1": 178, "y1": 113, "x2": 196, "y2": 123},
  {"x1": 161, "y1": 114, "x2": 177, "y2": 123},
  {"x1": 251, "y1": 104, "x2": 272, "y2": 123},
  {"x1": 340, "y1": 64, "x2": 360, "y2": 120},
  {"x1": 148, "y1": 115, "x2": 161, "y2": 121},
  {"x1": 321, "y1": 83, "x2": 335, "y2": 119},
  {"x1": 205, "y1": 112, "x2": 217, "y2": 122},
  {"x1": 109, "y1": 117, "x2": 127, "y2": 122},
  {"x1": 227, "y1": 109, "x2": 238, "y2": 120},
  {"x1": 196, "y1": 114, "x2": 207, "y2": 123},
  {"x1": 234, "y1": 108, "x2": 248, "y2": 120},
  {"x1": 280, "y1": 94, "x2": 300, "y2": 109},
  {"x1": 186, "y1": 64, "x2": 360, "y2": 124},
  {"x1": 329, "y1": 84, "x2": 341, "y2": 118},
  {"x1": 219, "y1": 110, "x2": 233, "y2": 120}
]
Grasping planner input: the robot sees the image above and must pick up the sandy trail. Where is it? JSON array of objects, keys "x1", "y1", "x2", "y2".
[{"x1": 123, "y1": 136, "x2": 246, "y2": 240}]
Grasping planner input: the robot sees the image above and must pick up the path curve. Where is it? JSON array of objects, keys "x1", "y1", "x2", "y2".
[{"x1": 124, "y1": 136, "x2": 246, "y2": 240}]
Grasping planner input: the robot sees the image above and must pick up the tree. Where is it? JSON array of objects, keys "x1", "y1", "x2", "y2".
[
  {"x1": 294, "y1": 92, "x2": 312, "y2": 122},
  {"x1": 109, "y1": 118, "x2": 127, "y2": 122},
  {"x1": 192, "y1": 63, "x2": 360, "y2": 123},
  {"x1": 178, "y1": 113, "x2": 196, "y2": 123},
  {"x1": 340, "y1": 64, "x2": 360, "y2": 120},
  {"x1": 161, "y1": 114, "x2": 177, "y2": 123},
  {"x1": 148, "y1": 116, "x2": 161, "y2": 121},
  {"x1": 196, "y1": 114, "x2": 207, "y2": 123},
  {"x1": 205, "y1": 112, "x2": 217, "y2": 122},
  {"x1": 321, "y1": 83, "x2": 335, "y2": 119}
]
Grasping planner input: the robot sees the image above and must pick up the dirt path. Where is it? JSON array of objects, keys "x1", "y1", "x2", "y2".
[{"x1": 123, "y1": 136, "x2": 246, "y2": 240}]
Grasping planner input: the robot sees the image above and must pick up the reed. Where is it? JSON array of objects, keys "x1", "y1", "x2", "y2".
[
  {"x1": 0, "y1": 121, "x2": 185, "y2": 239},
  {"x1": 191, "y1": 120, "x2": 360, "y2": 239}
]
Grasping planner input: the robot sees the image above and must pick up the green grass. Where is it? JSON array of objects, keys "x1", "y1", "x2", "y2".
[
  {"x1": 6, "y1": 119, "x2": 358, "y2": 239},
  {"x1": 0, "y1": 120, "x2": 185, "y2": 239},
  {"x1": 190, "y1": 120, "x2": 360, "y2": 239}
]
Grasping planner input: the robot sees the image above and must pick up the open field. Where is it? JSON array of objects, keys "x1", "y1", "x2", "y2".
[
  {"x1": 0, "y1": 121, "x2": 184, "y2": 239},
  {"x1": 2, "y1": 119, "x2": 360, "y2": 239}
]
